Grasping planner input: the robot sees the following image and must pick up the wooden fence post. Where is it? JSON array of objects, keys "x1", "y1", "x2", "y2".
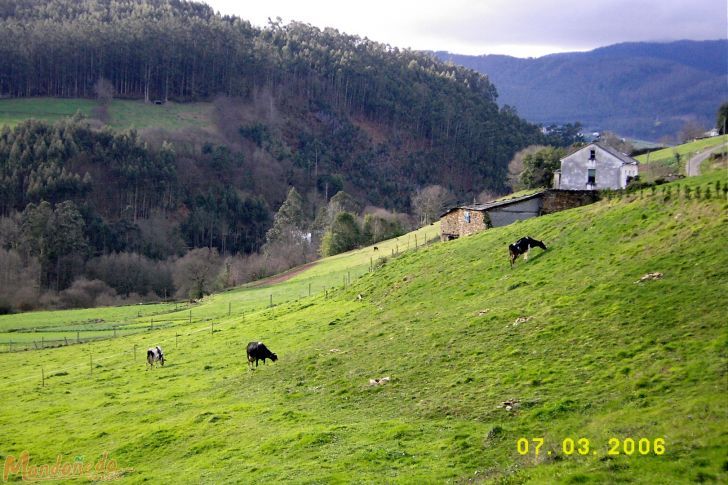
[
  {"x1": 41, "y1": 336, "x2": 44, "y2": 349},
  {"x1": 189, "y1": 310, "x2": 192, "y2": 324},
  {"x1": 77, "y1": 331, "x2": 80, "y2": 343},
  {"x1": 269, "y1": 294, "x2": 273, "y2": 308},
  {"x1": 176, "y1": 333, "x2": 179, "y2": 349},
  {"x1": 308, "y1": 283, "x2": 311, "y2": 297}
]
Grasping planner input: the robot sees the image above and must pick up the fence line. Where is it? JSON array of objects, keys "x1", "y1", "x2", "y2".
[{"x1": 0, "y1": 229, "x2": 442, "y2": 360}]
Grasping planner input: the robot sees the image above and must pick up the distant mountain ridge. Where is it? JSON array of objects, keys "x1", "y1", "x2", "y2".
[{"x1": 437, "y1": 40, "x2": 727, "y2": 140}]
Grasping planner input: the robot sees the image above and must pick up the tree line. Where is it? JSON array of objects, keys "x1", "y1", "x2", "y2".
[
  {"x1": 0, "y1": 0, "x2": 544, "y2": 200},
  {"x1": 0, "y1": 0, "x2": 554, "y2": 312}
]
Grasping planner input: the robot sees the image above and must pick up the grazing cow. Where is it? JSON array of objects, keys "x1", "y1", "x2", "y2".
[
  {"x1": 246, "y1": 341, "x2": 278, "y2": 369},
  {"x1": 509, "y1": 236, "x2": 547, "y2": 268},
  {"x1": 146, "y1": 346, "x2": 165, "y2": 369}
]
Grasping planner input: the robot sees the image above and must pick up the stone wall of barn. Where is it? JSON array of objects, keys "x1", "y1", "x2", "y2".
[
  {"x1": 439, "y1": 190, "x2": 600, "y2": 241},
  {"x1": 440, "y1": 208, "x2": 489, "y2": 240},
  {"x1": 541, "y1": 190, "x2": 600, "y2": 214}
]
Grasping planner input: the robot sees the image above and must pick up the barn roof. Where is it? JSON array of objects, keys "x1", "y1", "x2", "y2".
[{"x1": 440, "y1": 191, "x2": 545, "y2": 217}]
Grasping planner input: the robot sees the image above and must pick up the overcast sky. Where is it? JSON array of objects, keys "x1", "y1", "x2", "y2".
[{"x1": 205, "y1": 0, "x2": 726, "y2": 58}]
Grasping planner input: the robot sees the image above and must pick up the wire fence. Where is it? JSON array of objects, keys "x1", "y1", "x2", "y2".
[{"x1": 0, "y1": 230, "x2": 442, "y2": 357}]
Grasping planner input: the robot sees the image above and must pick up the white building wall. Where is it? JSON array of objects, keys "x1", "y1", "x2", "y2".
[{"x1": 559, "y1": 144, "x2": 635, "y2": 190}]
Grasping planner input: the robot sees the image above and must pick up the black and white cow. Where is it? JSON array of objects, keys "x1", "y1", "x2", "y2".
[
  {"x1": 509, "y1": 236, "x2": 547, "y2": 268},
  {"x1": 146, "y1": 346, "x2": 165, "y2": 369},
  {"x1": 246, "y1": 341, "x2": 278, "y2": 369}
]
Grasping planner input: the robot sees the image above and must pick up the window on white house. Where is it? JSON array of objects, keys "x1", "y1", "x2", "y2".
[
  {"x1": 589, "y1": 149, "x2": 596, "y2": 160},
  {"x1": 587, "y1": 169, "x2": 596, "y2": 185}
]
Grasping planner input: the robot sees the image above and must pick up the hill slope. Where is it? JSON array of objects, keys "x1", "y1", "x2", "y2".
[
  {"x1": 437, "y1": 40, "x2": 728, "y2": 140},
  {"x1": 0, "y1": 173, "x2": 726, "y2": 482},
  {"x1": 0, "y1": 0, "x2": 543, "y2": 206}
]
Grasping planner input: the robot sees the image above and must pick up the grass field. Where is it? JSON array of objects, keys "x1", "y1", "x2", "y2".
[
  {"x1": 0, "y1": 225, "x2": 439, "y2": 352},
  {"x1": 0, "y1": 172, "x2": 725, "y2": 483},
  {"x1": 0, "y1": 97, "x2": 213, "y2": 131},
  {"x1": 636, "y1": 136, "x2": 727, "y2": 166}
]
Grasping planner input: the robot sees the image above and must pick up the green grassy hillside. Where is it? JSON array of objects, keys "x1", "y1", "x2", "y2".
[
  {"x1": 636, "y1": 137, "x2": 727, "y2": 166},
  {"x1": 0, "y1": 174, "x2": 726, "y2": 483},
  {"x1": 0, "y1": 225, "x2": 438, "y2": 350},
  {"x1": 0, "y1": 98, "x2": 213, "y2": 131}
]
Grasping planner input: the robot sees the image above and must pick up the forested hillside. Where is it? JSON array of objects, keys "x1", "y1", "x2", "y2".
[
  {"x1": 0, "y1": 0, "x2": 546, "y2": 311},
  {"x1": 437, "y1": 40, "x2": 728, "y2": 140}
]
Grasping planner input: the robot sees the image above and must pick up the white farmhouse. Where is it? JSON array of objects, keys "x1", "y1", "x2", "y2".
[{"x1": 553, "y1": 143, "x2": 639, "y2": 190}]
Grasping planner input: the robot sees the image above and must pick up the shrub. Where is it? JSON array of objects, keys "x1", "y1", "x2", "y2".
[
  {"x1": 320, "y1": 212, "x2": 361, "y2": 257},
  {"x1": 57, "y1": 278, "x2": 118, "y2": 309}
]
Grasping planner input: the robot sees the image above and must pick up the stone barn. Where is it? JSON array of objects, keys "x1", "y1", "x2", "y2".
[{"x1": 439, "y1": 190, "x2": 600, "y2": 241}]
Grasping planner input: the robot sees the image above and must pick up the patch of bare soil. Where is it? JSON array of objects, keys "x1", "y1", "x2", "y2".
[{"x1": 250, "y1": 261, "x2": 319, "y2": 287}]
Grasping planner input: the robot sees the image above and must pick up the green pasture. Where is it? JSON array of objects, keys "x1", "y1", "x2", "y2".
[
  {"x1": 0, "y1": 97, "x2": 213, "y2": 131},
  {"x1": 0, "y1": 173, "x2": 725, "y2": 483},
  {"x1": 105, "y1": 100, "x2": 212, "y2": 131},
  {"x1": 0, "y1": 302, "x2": 183, "y2": 333},
  {"x1": 0, "y1": 98, "x2": 96, "y2": 127},
  {"x1": 636, "y1": 136, "x2": 727, "y2": 165},
  {"x1": 0, "y1": 225, "x2": 439, "y2": 351}
]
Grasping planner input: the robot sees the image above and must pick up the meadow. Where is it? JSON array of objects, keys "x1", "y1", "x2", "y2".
[
  {"x1": 0, "y1": 98, "x2": 213, "y2": 131},
  {"x1": 0, "y1": 225, "x2": 438, "y2": 352},
  {"x1": 0, "y1": 172, "x2": 725, "y2": 483},
  {"x1": 635, "y1": 136, "x2": 727, "y2": 176}
]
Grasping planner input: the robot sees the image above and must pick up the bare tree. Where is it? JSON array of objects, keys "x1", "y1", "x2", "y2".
[
  {"x1": 173, "y1": 248, "x2": 222, "y2": 300},
  {"x1": 678, "y1": 119, "x2": 706, "y2": 143},
  {"x1": 93, "y1": 77, "x2": 115, "y2": 105},
  {"x1": 476, "y1": 189, "x2": 501, "y2": 204},
  {"x1": 599, "y1": 132, "x2": 634, "y2": 155},
  {"x1": 507, "y1": 145, "x2": 547, "y2": 191},
  {"x1": 92, "y1": 77, "x2": 115, "y2": 123},
  {"x1": 411, "y1": 185, "x2": 453, "y2": 226}
]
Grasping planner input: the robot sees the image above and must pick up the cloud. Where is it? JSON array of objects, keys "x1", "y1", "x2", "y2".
[
  {"x1": 416, "y1": 0, "x2": 726, "y2": 53},
  {"x1": 206, "y1": 0, "x2": 727, "y2": 57}
]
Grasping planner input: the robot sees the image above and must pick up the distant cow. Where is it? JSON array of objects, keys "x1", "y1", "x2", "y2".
[
  {"x1": 146, "y1": 346, "x2": 165, "y2": 369},
  {"x1": 246, "y1": 341, "x2": 278, "y2": 368},
  {"x1": 509, "y1": 236, "x2": 547, "y2": 268}
]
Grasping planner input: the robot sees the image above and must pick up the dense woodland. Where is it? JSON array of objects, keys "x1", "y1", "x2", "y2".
[{"x1": 0, "y1": 0, "x2": 552, "y2": 311}]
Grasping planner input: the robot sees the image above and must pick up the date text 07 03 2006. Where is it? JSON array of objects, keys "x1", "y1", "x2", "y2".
[{"x1": 516, "y1": 437, "x2": 666, "y2": 457}]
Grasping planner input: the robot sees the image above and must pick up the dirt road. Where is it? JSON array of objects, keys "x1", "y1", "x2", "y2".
[{"x1": 686, "y1": 142, "x2": 727, "y2": 176}]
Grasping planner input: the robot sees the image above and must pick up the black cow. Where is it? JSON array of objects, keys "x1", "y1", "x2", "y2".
[
  {"x1": 509, "y1": 236, "x2": 547, "y2": 268},
  {"x1": 246, "y1": 341, "x2": 278, "y2": 368}
]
